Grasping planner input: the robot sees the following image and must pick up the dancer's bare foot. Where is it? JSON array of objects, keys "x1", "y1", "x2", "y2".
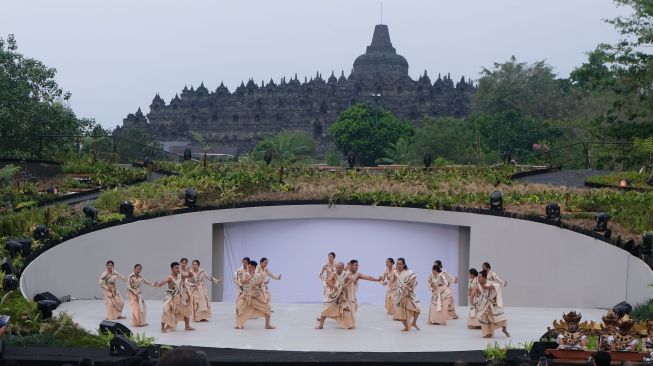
[
  {"x1": 401, "y1": 327, "x2": 410, "y2": 331},
  {"x1": 265, "y1": 325, "x2": 275, "y2": 329},
  {"x1": 199, "y1": 319, "x2": 208, "y2": 322},
  {"x1": 117, "y1": 316, "x2": 126, "y2": 319},
  {"x1": 315, "y1": 325, "x2": 323, "y2": 330},
  {"x1": 502, "y1": 328, "x2": 510, "y2": 337},
  {"x1": 185, "y1": 326, "x2": 195, "y2": 331},
  {"x1": 482, "y1": 334, "x2": 493, "y2": 338},
  {"x1": 234, "y1": 326, "x2": 243, "y2": 329},
  {"x1": 412, "y1": 323, "x2": 420, "y2": 330}
]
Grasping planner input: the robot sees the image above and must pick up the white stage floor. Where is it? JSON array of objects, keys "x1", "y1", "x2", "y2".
[{"x1": 56, "y1": 300, "x2": 606, "y2": 352}]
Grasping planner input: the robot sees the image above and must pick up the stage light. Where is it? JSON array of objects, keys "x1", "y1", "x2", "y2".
[
  {"x1": 33, "y1": 225, "x2": 49, "y2": 241},
  {"x1": 347, "y1": 152, "x2": 356, "y2": 169},
  {"x1": 119, "y1": 201, "x2": 134, "y2": 217},
  {"x1": 83, "y1": 206, "x2": 98, "y2": 221},
  {"x1": 489, "y1": 191, "x2": 503, "y2": 211},
  {"x1": 184, "y1": 188, "x2": 197, "y2": 207},
  {"x1": 264, "y1": 150, "x2": 272, "y2": 166},
  {"x1": 2, "y1": 274, "x2": 18, "y2": 291},
  {"x1": 1, "y1": 257, "x2": 14, "y2": 275},
  {"x1": 4, "y1": 241, "x2": 22, "y2": 258},
  {"x1": 623, "y1": 239, "x2": 634, "y2": 253},
  {"x1": 37, "y1": 299, "x2": 59, "y2": 319},
  {"x1": 423, "y1": 153, "x2": 432, "y2": 170},
  {"x1": 183, "y1": 148, "x2": 192, "y2": 161},
  {"x1": 545, "y1": 202, "x2": 560, "y2": 221},
  {"x1": 643, "y1": 232, "x2": 653, "y2": 254},
  {"x1": 100, "y1": 320, "x2": 132, "y2": 337},
  {"x1": 594, "y1": 212, "x2": 610, "y2": 231},
  {"x1": 619, "y1": 179, "x2": 628, "y2": 188},
  {"x1": 604, "y1": 229, "x2": 612, "y2": 240},
  {"x1": 9, "y1": 238, "x2": 31, "y2": 257},
  {"x1": 143, "y1": 156, "x2": 151, "y2": 167}
]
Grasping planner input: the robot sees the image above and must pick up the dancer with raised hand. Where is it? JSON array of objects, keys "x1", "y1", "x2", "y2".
[
  {"x1": 475, "y1": 269, "x2": 509, "y2": 338},
  {"x1": 319, "y1": 252, "x2": 337, "y2": 283},
  {"x1": 316, "y1": 261, "x2": 355, "y2": 330},
  {"x1": 482, "y1": 262, "x2": 507, "y2": 287},
  {"x1": 435, "y1": 259, "x2": 459, "y2": 319},
  {"x1": 189, "y1": 259, "x2": 222, "y2": 322},
  {"x1": 99, "y1": 260, "x2": 127, "y2": 321},
  {"x1": 155, "y1": 261, "x2": 194, "y2": 333},
  {"x1": 235, "y1": 260, "x2": 275, "y2": 329},
  {"x1": 256, "y1": 257, "x2": 281, "y2": 304},
  {"x1": 380, "y1": 257, "x2": 397, "y2": 316},
  {"x1": 467, "y1": 268, "x2": 481, "y2": 329},
  {"x1": 427, "y1": 264, "x2": 450, "y2": 325},
  {"x1": 394, "y1": 258, "x2": 420, "y2": 331},
  {"x1": 127, "y1": 264, "x2": 158, "y2": 327},
  {"x1": 344, "y1": 259, "x2": 382, "y2": 328}
]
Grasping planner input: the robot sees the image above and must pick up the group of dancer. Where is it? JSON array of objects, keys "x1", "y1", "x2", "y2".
[
  {"x1": 98, "y1": 253, "x2": 509, "y2": 337},
  {"x1": 316, "y1": 253, "x2": 510, "y2": 337},
  {"x1": 98, "y1": 258, "x2": 221, "y2": 332}
]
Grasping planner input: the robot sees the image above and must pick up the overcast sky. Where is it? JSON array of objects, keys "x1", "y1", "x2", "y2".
[{"x1": 1, "y1": 0, "x2": 628, "y2": 129}]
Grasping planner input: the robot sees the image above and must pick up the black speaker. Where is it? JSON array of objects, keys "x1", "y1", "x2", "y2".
[
  {"x1": 14, "y1": 237, "x2": 32, "y2": 256},
  {"x1": 506, "y1": 348, "x2": 529, "y2": 364},
  {"x1": 100, "y1": 320, "x2": 132, "y2": 337},
  {"x1": 109, "y1": 335, "x2": 140, "y2": 356},
  {"x1": 612, "y1": 301, "x2": 632, "y2": 317},
  {"x1": 33, "y1": 292, "x2": 61, "y2": 306},
  {"x1": 529, "y1": 341, "x2": 558, "y2": 360}
]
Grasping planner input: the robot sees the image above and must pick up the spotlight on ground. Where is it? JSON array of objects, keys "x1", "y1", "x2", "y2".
[
  {"x1": 83, "y1": 206, "x2": 98, "y2": 221},
  {"x1": 119, "y1": 201, "x2": 134, "y2": 217},
  {"x1": 37, "y1": 300, "x2": 59, "y2": 319},
  {"x1": 184, "y1": 188, "x2": 197, "y2": 207},
  {"x1": 347, "y1": 152, "x2": 356, "y2": 169},
  {"x1": 7, "y1": 238, "x2": 31, "y2": 257},
  {"x1": 489, "y1": 191, "x2": 503, "y2": 211},
  {"x1": 183, "y1": 148, "x2": 192, "y2": 161},
  {"x1": 545, "y1": 202, "x2": 560, "y2": 221},
  {"x1": 594, "y1": 212, "x2": 610, "y2": 231},
  {"x1": 423, "y1": 153, "x2": 432, "y2": 170},
  {"x1": 143, "y1": 156, "x2": 152, "y2": 167},
  {"x1": 1, "y1": 257, "x2": 14, "y2": 275},
  {"x1": 263, "y1": 150, "x2": 272, "y2": 166},
  {"x1": 502, "y1": 151, "x2": 512, "y2": 164},
  {"x1": 3, "y1": 274, "x2": 18, "y2": 291},
  {"x1": 4, "y1": 241, "x2": 22, "y2": 258},
  {"x1": 33, "y1": 225, "x2": 49, "y2": 241}
]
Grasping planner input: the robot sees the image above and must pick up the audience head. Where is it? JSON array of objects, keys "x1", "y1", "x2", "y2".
[
  {"x1": 158, "y1": 346, "x2": 210, "y2": 366},
  {"x1": 592, "y1": 351, "x2": 611, "y2": 366}
]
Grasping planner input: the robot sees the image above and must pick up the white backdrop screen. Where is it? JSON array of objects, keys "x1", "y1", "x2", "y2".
[{"x1": 222, "y1": 219, "x2": 460, "y2": 305}]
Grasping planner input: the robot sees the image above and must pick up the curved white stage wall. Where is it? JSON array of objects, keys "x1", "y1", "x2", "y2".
[
  {"x1": 20, "y1": 205, "x2": 653, "y2": 308},
  {"x1": 222, "y1": 219, "x2": 459, "y2": 305}
]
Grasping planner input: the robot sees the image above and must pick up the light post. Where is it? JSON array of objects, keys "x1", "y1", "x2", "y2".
[{"x1": 371, "y1": 93, "x2": 382, "y2": 125}]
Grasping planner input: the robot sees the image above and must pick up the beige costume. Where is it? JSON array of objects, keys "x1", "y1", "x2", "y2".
[
  {"x1": 428, "y1": 272, "x2": 450, "y2": 325},
  {"x1": 394, "y1": 269, "x2": 420, "y2": 324},
  {"x1": 127, "y1": 272, "x2": 154, "y2": 326},
  {"x1": 256, "y1": 266, "x2": 280, "y2": 304},
  {"x1": 320, "y1": 271, "x2": 354, "y2": 329},
  {"x1": 381, "y1": 268, "x2": 397, "y2": 315},
  {"x1": 99, "y1": 271, "x2": 126, "y2": 320},
  {"x1": 161, "y1": 274, "x2": 191, "y2": 329},
  {"x1": 467, "y1": 277, "x2": 481, "y2": 328},
  {"x1": 476, "y1": 280, "x2": 507, "y2": 337},
  {"x1": 441, "y1": 270, "x2": 458, "y2": 319},
  {"x1": 235, "y1": 271, "x2": 271, "y2": 328},
  {"x1": 189, "y1": 268, "x2": 220, "y2": 322}
]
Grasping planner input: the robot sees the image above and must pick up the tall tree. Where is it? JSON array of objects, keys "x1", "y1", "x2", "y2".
[
  {"x1": 253, "y1": 131, "x2": 316, "y2": 164},
  {"x1": 329, "y1": 105, "x2": 414, "y2": 166}
]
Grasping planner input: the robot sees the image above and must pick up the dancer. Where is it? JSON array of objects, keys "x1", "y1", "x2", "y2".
[
  {"x1": 316, "y1": 262, "x2": 355, "y2": 330},
  {"x1": 189, "y1": 260, "x2": 222, "y2": 322},
  {"x1": 475, "y1": 270, "x2": 509, "y2": 338},
  {"x1": 127, "y1": 264, "x2": 158, "y2": 327},
  {"x1": 344, "y1": 259, "x2": 382, "y2": 328},
  {"x1": 380, "y1": 257, "x2": 397, "y2": 315},
  {"x1": 435, "y1": 260, "x2": 459, "y2": 319},
  {"x1": 394, "y1": 258, "x2": 420, "y2": 331},
  {"x1": 155, "y1": 261, "x2": 194, "y2": 333},
  {"x1": 467, "y1": 268, "x2": 481, "y2": 329},
  {"x1": 98, "y1": 260, "x2": 127, "y2": 321},
  {"x1": 256, "y1": 257, "x2": 281, "y2": 304},
  {"x1": 427, "y1": 264, "x2": 450, "y2": 325},
  {"x1": 318, "y1": 252, "x2": 337, "y2": 283},
  {"x1": 235, "y1": 260, "x2": 274, "y2": 329},
  {"x1": 233, "y1": 257, "x2": 250, "y2": 297},
  {"x1": 482, "y1": 262, "x2": 507, "y2": 287}
]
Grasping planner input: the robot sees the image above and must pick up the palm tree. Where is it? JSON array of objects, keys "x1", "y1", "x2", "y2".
[{"x1": 254, "y1": 132, "x2": 316, "y2": 164}]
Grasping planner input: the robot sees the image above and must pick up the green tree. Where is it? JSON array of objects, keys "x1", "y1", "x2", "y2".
[
  {"x1": 0, "y1": 34, "x2": 97, "y2": 159},
  {"x1": 113, "y1": 127, "x2": 161, "y2": 163},
  {"x1": 329, "y1": 105, "x2": 414, "y2": 166},
  {"x1": 411, "y1": 117, "x2": 478, "y2": 164},
  {"x1": 253, "y1": 131, "x2": 316, "y2": 164}
]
